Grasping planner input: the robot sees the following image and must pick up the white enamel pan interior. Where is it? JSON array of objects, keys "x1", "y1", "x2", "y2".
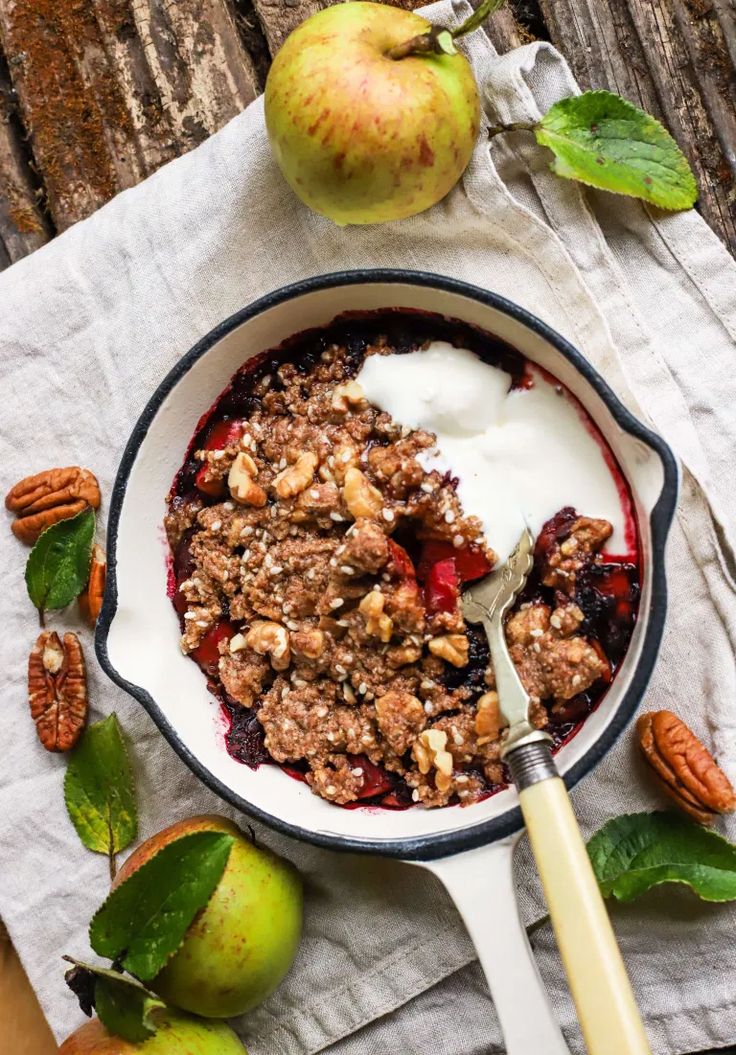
[{"x1": 97, "y1": 271, "x2": 678, "y2": 1054}]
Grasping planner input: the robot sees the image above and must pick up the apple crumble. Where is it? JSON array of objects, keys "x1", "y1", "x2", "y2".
[{"x1": 166, "y1": 312, "x2": 639, "y2": 809}]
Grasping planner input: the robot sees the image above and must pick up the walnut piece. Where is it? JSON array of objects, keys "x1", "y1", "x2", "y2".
[
  {"x1": 5, "y1": 467, "x2": 101, "y2": 544},
  {"x1": 244, "y1": 620, "x2": 291, "y2": 671},
  {"x1": 429, "y1": 633, "x2": 469, "y2": 668},
  {"x1": 79, "y1": 544, "x2": 106, "y2": 626},
  {"x1": 291, "y1": 627, "x2": 325, "y2": 659},
  {"x1": 637, "y1": 710, "x2": 736, "y2": 825},
  {"x1": 475, "y1": 691, "x2": 506, "y2": 745},
  {"x1": 28, "y1": 631, "x2": 88, "y2": 751},
  {"x1": 274, "y1": 452, "x2": 318, "y2": 499},
  {"x1": 342, "y1": 467, "x2": 383, "y2": 520},
  {"x1": 228, "y1": 452, "x2": 267, "y2": 507},
  {"x1": 331, "y1": 381, "x2": 367, "y2": 414},
  {"x1": 358, "y1": 589, "x2": 393, "y2": 642},
  {"x1": 413, "y1": 728, "x2": 453, "y2": 792}
]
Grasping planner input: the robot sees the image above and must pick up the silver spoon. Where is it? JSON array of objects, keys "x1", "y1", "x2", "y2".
[{"x1": 462, "y1": 529, "x2": 651, "y2": 1055}]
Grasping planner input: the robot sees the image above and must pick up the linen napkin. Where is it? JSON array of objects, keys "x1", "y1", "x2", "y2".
[{"x1": 1, "y1": 3, "x2": 736, "y2": 1052}]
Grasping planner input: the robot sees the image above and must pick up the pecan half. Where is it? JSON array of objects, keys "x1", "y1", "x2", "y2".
[
  {"x1": 637, "y1": 710, "x2": 736, "y2": 825},
  {"x1": 79, "y1": 545, "x2": 107, "y2": 626},
  {"x1": 28, "y1": 631, "x2": 88, "y2": 751},
  {"x1": 6, "y1": 467, "x2": 100, "y2": 544}
]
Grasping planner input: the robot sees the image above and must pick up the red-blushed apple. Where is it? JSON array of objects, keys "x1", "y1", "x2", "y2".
[
  {"x1": 112, "y1": 815, "x2": 302, "y2": 1019},
  {"x1": 58, "y1": 1010, "x2": 246, "y2": 1054},
  {"x1": 264, "y1": 1, "x2": 480, "y2": 224}
]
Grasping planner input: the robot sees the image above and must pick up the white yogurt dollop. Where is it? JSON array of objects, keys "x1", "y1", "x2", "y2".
[{"x1": 356, "y1": 341, "x2": 625, "y2": 563}]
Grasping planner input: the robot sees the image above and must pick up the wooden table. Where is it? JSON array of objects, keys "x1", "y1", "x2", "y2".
[
  {"x1": 0, "y1": 2, "x2": 733, "y2": 1051},
  {"x1": 0, "y1": 0, "x2": 734, "y2": 269}
]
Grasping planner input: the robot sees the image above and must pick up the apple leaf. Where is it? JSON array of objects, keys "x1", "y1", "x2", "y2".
[
  {"x1": 535, "y1": 91, "x2": 697, "y2": 210},
  {"x1": 64, "y1": 714, "x2": 138, "y2": 880},
  {"x1": 64, "y1": 957, "x2": 165, "y2": 1043},
  {"x1": 25, "y1": 508, "x2": 95, "y2": 623},
  {"x1": 587, "y1": 812, "x2": 736, "y2": 902},
  {"x1": 89, "y1": 831, "x2": 234, "y2": 981}
]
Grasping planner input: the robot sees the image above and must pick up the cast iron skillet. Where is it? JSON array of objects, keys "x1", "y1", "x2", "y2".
[{"x1": 96, "y1": 270, "x2": 678, "y2": 1053}]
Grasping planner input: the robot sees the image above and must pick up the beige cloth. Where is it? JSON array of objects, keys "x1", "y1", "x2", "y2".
[{"x1": 1, "y1": 3, "x2": 735, "y2": 1051}]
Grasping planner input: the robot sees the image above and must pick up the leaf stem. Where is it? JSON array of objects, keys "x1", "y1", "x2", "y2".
[
  {"x1": 488, "y1": 120, "x2": 537, "y2": 139},
  {"x1": 38, "y1": 607, "x2": 45, "y2": 628}
]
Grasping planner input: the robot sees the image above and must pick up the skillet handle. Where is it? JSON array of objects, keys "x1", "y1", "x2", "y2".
[
  {"x1": 422, "y1": 837, "x2": 571, "y2": 1055},
  {"x1": 510, "y1": 745, "x2": 651, "y2": 1055}
]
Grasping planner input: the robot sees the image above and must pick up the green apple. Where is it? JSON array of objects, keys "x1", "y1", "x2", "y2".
[
  {"x1": 113, "y1": 816, "x2": 302, "y2": 1019},
  {"x1": 264, "y1": 1, "x2": 480, "y2": 224},
  {"x1": 58, "y1": 1010, "x2": 246, "y2": 1054}
]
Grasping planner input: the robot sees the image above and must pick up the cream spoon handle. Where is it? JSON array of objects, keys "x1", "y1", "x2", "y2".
[{"x1": 516, "y1": 767, "x2": 651, "y2": 1055}]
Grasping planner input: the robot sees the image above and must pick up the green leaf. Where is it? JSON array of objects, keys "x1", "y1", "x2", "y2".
[
  {"x1": 64, "y1": 958, "x2": 165, "y2": 1043},
  {"x1": 64, "y1": 714, "x2": 138, "y2": 879},
  {"x1": 89, "y1": 831, "x2": 235, "y2": 981},
  {"x1": 588, "y1": 811, "x2": 736, "y2": 903},
  {"x1": 535, "y1": 90, "x2": 697, "y2": 210},
  {"x1": 25, "y1": 508, "x2": 96, "y2": 620},
  {"x1": 452, "y1": 0, "x2": 507, "y2": 39}
]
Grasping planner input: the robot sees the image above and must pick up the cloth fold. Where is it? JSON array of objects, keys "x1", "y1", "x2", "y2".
[{"x1": 1, "y1": 3, "x2": 735, "y2": 1051}]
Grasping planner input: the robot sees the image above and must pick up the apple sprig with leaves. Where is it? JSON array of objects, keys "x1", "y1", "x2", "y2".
[
  {"x1": 65, "y1": 831, "x2": 235, "y2": 1042},
  {"x1": 264, "y1": 0, "x2": 698, "y2": 224}
]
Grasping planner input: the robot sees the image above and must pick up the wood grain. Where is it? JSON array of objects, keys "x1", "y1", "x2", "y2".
[
  {"x1": 0, "y1": 0, "x2": 259, "y2": 231},
  {"x1": 537, "y1": 0, "x2": 736, "y2": 251},
  {"x1": 0, "y1": 49, "x2": 51, "y2": 265}
]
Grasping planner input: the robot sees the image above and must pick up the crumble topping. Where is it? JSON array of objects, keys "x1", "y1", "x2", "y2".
[{"x1": 166, "y1": 323, "x2": 637, "y2": 809}]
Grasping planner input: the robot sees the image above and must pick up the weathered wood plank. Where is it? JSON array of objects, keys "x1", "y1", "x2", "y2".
[
  {"x1": 250, "y1": 0, "x2": 524, "y2": 65},
  {"x1": 538, "y1": 0, "x2": 736, "y2": 253},
  {"x1": 0, "y1": 0, "x2": 260, "y2": 232},
  {"x1": 0, "y1": 49, "x2": 51, "y2": 264}
]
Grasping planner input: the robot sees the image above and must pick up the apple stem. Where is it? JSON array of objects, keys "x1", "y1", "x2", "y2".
[
  {"x1": 387, "y1": 29, "x2": 444, "y2": 60},
  {"x1": 488, "y1": 120, "x2": 537, "y2": 138}
]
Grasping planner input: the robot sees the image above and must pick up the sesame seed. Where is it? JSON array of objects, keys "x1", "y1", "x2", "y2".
[
  {"x1": 340, "y1": 565, "x2": 354, "y2": 575},
  {"x1": 183, "y1": 612, "x2": 196, "y2": 620},
  {"x1": 286, "y1": 620, "x2": 299, "y2": 631},
  {"x1": 453, "y1": 534, "x2": 465, "y2": 548},
  {"x1": 241, "y1": 525, "x2": 254, "y2": 537},
  {"x1": 223, "y1": 501, "x2": 234, "y2": 511},
  {"x1": 412, "y1": 789, "x2": 420, "y2": 802},
  {"x1": 424, "y1": 701, "x2": 433, "y2": 714},
  {"x1": 326, "y1": 732, "x2": 335, "y2": 742},
  {"x1": 329, "y1": 598, "x2": 344, "y2": 609},
  {"x1": 335, "y1": 663, "x2": 346, "y2": 675},
  {"x1": 530, "y1": 628, "x2": 544, "y2": 638},
  {"x1": 269, "y1": 565, "x2": 283, "y2": 576},
  {"x1": 330, "y1": 512, "x2": 344, "y2": 522},
  {"x1": 382, "y1": 508, "x2": 395, "y2": 522},
  {"x1": 210, "y1": 520, "x2": 222, "y2": 532},
  {"x1": 456, "y1": 774, "x2": 469, "y2": 784},
  {"x1": 213, "y1": 450, "x2": 225, "y2": 461},
  {"x1": 336, "y1": 619, "x2": 349, "y2": 627},
  {"x1": 196, "y1": 620, "x2": 209, "y2": 628},
  {"x1": 351, "y1": 767, "x2": 363, "y2": 777},
  {"x1": 241, "y1": 549, "x2": 251, "y2": 561},
  {"x1": 533, "y1": 642, "x2": 541, "y2": 653},
  {"x1": 420, "y1": 482, "x2": 433, "y2": 493},
  {"x1": 316, "y1": 706, "x2": 328, "y2": 717},
  {"x1": 550, "y1": 615, "x2": 562, "y2": 629},
  {"x1": 343, "y1": 684, "x2": 356, "y2": 704},
  {"x1": 329, "y1": 557, "x2": 338, "y2": 567},
  {"x1": 572, "y1": 674, "x2": 582, "y2": 686},
  {"x1": 310, "y1": 489, "x2": 320, "y2": 499},
  {"x1": 444, "y1": 510, "x2": 455, "y2": 524},
  {"x1": 279, "y1": 457, "x2": 287, "y2": 469},
  {"x1": 341, "y1": 450, "x2": 352, "y2": 463},
  {"x1": 264, "y1": 553, "x2": 273, "y2": 567},
  {"x1": 328, "y1": 455, "x2": 335, "y2": 467},
  {"x1": 358, "y1": 682, "x2": 367, "y2": 695},
  {"x1": 325, "y1": 784, "x2": 336, "y2": 795}
]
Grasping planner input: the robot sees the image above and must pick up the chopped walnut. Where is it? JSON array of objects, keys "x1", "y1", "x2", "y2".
[
  {"x1": 228, "y1": 452, "x2": 267, "y2": 507},
  {"x1": 343, "y1": 467, "x2": 383, "y2": 520},
  {"x1": 475, "y1": 691, "x2": 506, "y2": 745},
  {"x1": 412, "y1": 728, "x2": 453, "y2": 792},
  {"x1": 274, "y1": 452, "x2": 318, "y2": 499},
  {"x1": 245, "y1": 620, "x2": 291, "y2": 671},
  {"x1": 331, "y1": 380, "x2": 367, "y2": 414},
  {"x1": 375, "y1": 690, "x2": 426, "y2": 754},
  {"x1": 359, "y1": 589, "x2": 393, "y2": 642},
  {"x1": 428, "y1": 633, "x2": 469, "y2": 667}
]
